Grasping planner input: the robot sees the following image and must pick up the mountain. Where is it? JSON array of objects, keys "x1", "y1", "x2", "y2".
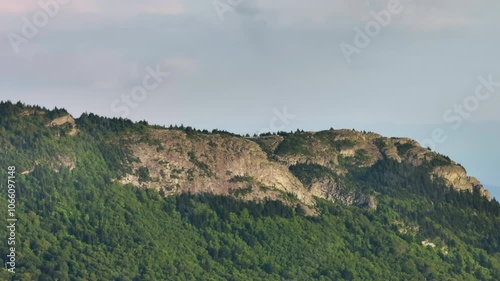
[{"x1": 1, "y1": 101, "x2": 500, "y2": 280}]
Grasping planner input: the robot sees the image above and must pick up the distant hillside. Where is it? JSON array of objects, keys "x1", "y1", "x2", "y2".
[{"x1": 1, "y1": 101, "x2": 500, "y2": 280}]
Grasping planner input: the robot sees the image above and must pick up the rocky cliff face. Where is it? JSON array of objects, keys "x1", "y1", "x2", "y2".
[
  {"x1": 46, "y1": 114, "x2": 79, "y2": 136},
  {"x1": 432, "y1": 166, "x2": 491, "y2": 199},
  {"x1": 7, "y1": 103, "x2": 491, "y2": 211},
  {"x1": 118, "y1": 130, "x2": 316, "y2": 213},
  {"x1": 114, "y1": 128, "x2": 491, "y2": 213}
]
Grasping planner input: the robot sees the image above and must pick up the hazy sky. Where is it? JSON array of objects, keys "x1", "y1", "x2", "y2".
[{"x1": 1, "y1": 0, "x2": 499, "y2": 197}]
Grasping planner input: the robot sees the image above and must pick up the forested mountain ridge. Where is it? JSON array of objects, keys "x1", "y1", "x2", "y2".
[
  {"x1": 1, "y1": 101, "x2": 500, "y2": 280},
  {"x1": 1, "y1": 101, "x2": 490, "y2": 212}
]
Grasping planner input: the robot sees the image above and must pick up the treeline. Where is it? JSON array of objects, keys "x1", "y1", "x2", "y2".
[
  {"x1": 1, "y1": 102, "x2": 500, "y2": 280},
  {"x1": 1, "y1": 163, "x2": 499, "y2": 280},
  {"x1": 350, "y1": 158, "x2": 500, "y2": 253}
]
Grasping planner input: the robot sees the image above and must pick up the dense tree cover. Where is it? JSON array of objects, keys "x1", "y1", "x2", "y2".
[
  {"x1": 274, "y1": 134, "x2": 313, "y2": 156},
  {"x1": 349, "y1": 159, "x2": 500, "y2": 254},
  {"x1": 289, "y1": 163, "x2": 339, "y2": 186},
  {"x1": 1, "y1": 101, "x2": 500, "y2": 280}
]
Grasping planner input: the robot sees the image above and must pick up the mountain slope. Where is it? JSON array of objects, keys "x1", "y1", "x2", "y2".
[
  {"x1": 1, "y1": 101, "x2": 500, "y2": 280},
  {"x1": 109, "y1": 122, "x2": 491, "y2": 213}
]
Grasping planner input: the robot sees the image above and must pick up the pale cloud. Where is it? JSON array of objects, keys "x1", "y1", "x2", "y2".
[
  {"x1": 0, "y1": 1, "x2": 39, "y2": 14},
  {"x1": 399, "y1": 7, "x2": 476, "y2": 32},
  {"x1": 1, "y1": 0, "x2": 485, "y2": 33},
  {"x1": 0, "y1": 0, "x2": 185, "y2": 17},
  {"x1": 384, "y1": 0, "x2": 482, "y2": 32},
  {"x1": 0, "y1": 48, "x2": 134, "y2": 90},
  {"x1": 253, "y1": 0, "x2": 360, "y2": 24},
  {"x1": 69, "y1": 0, "x2": 185, "y2": 16},
  {"x1": 164, "y1": 57, "x2": 200, "y2": 74},
  {"x1": 69, "y1": 1, "x2": 101, "y2": 14},
  {"x1": 250, "y1": 0, "x2": 488, "y2": 32},
  {"x1": 143, "y1": 0, "x2": 184, "y2": 15}
]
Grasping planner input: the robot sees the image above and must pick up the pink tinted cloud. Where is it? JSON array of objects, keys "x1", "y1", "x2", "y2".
[{"x1": 0, "y1": 1, "x2": 39, "y2": 14}]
